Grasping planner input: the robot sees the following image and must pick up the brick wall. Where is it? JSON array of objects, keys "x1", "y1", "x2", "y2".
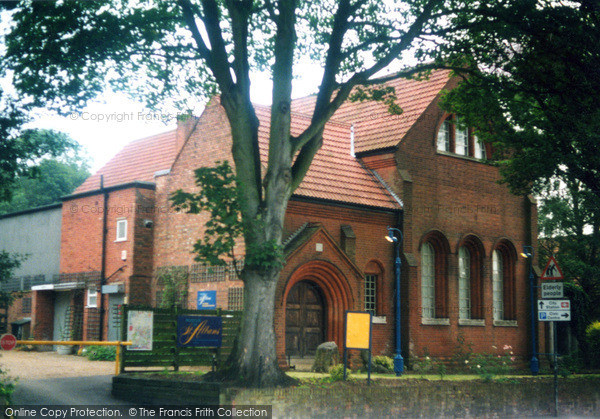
[{"x1": 361, "y1": 93, "x2": 541, "y2": 359}]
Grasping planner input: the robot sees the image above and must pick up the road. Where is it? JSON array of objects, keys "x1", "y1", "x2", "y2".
[{"x1": 0, "y1": 350, "x2": 126, "y2": 406}]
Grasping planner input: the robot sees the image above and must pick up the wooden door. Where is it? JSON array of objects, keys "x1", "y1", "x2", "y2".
[{"x1": 285, "y1": 281, "x2": 325, "y2": 357}]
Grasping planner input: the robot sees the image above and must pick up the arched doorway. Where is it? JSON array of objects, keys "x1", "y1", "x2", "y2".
[{"x1": 285, "y1": 281, "x2": 326, "y2": 357}]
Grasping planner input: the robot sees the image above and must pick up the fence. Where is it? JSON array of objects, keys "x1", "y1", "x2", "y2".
[{"x1": 120, "y1": 305, "x2": 242, "y2": 373}]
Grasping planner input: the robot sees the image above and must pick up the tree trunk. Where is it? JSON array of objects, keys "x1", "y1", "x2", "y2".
[{"x1": 215, "y1": 268, "x2": 294, "y2": 387}]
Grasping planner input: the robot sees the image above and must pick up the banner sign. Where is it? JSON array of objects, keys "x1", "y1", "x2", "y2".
[
  {"x1": 177, "y1": 315, "x2": 222, "y2": 348},
  {"x1": 197, "y1": 291, "x2": 217, "y2": 310}
]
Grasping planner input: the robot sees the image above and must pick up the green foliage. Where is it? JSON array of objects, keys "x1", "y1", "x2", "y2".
[
  {"x1": 0, "y1": 128, "x2": 80, "y2": 203},
  {"x1": 434, "y1": 2, "x2": 600, "y2": 199},
  {"x1": 327, "y1": 364, "x2": 348, "y2": 383},
  {"x1": 0, "y1": 157, "x2": 89, "y2": 215},
  {"x1": 0, "y1": 365, "x2": 16, "y2": 406},
  {"x1": 373, "y1": 356, "x2": 394, "y2": 373},
  {"x1": 171, "y1": 161, "x2": 243, "y2": 268},
  {"x1": 245, "y1": 240, "x2": 283, "y2": 273},
  {"x1": 83, "y1": 345, "x2": 116, "y2": 361},
  {"x1": 468, "y1": 345, "x2": 516, "y2": 382},
  {"x1": 411, "y1": 354, "x2": 435, "y2": 378},
  {"x1": 156, "y1": 267, "x2": 189, "y2": 309},
  {"x1": 586, "y1": 321, "x2": 600, "y2": 368}
]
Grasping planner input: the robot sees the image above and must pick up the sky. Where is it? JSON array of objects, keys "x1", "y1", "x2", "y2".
[{"x1": 26, "y1": 69, "x2": 323, "y2": 173}]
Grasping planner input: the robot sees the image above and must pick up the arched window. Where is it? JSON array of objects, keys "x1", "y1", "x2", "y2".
[
  {"x1": 420, "y1": 232, "x2": 449, "y2": 322},
  {"x1": 493, "y1": 241, "x2": 517, "y2": 322},
  {"x1": 458, "y1": 246, "x2": 471, "y2": 319},
  {"x1": 437, "y1": 119, "x2": 451, "y2": 152},
  {"x1": 492, "y1": 250, "x2": 504, "y2": 321},
  {"x1": 421, "y1": 243, "x2": 435, "y2": 319},
  {"x1": 458, "y1": 236, "x2": 484, "y2": 322}
]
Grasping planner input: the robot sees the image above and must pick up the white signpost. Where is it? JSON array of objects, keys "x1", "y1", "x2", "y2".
[
  {"x1": 537, "y1": 299, "x2": 571, "y2": 321},
  {"x1": 541, "y1": 282, "x2": 564, "y2": 299}
]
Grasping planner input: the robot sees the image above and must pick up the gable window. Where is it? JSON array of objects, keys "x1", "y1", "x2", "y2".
[
  {"x1": 116, "y1": 218, "x2": 127, "y2": 242},
  {"x1": 436, "y1": 115, "x2": 487, "y2": 159},
  {"x1": 458, "y1": 236, "x2": 485, "y2": 324},
  {"x1": 420, "y1": 232, "x2": 449, "y2": 324},
  {"x1": 87, "y1": 289, "x2": 98, "y2": 308}
]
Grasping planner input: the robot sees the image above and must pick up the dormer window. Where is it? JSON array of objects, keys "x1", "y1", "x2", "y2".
[{"x1": 436, "y1": 115, "x2": 487, "y2": 160}]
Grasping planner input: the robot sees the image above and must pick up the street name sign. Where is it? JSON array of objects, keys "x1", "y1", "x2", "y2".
[
  {"x1": 538, "y1": 299, "x2": 571, "y2": 322},
  {"x1": 541, "y1": 282, "x2": 564, "y2": 299}
]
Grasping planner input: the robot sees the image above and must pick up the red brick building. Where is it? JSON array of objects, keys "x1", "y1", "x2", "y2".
[{"x1": 31, "y1": 70, "x2": 543, "y2": 365}]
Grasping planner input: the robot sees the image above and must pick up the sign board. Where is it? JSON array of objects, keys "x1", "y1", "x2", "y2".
[
  {"x1": 127, "y1": 310, "x2": 154, "y2": 351},
  {"x1": 541, "y1": 256, "x2": 564, "y2": 280},
  {"x1": 541, "y1": 282, "x2": 564, "y2": 299},
  {"x1": 0, "y1": 334, "x2": 16, "y2": 351},
  {"x1": 539, "y1": 311, "x2": 571, "y2": 321},
  {"x1": 345, "y1": 311, "x2": 372, "y2": 350},
  {"x1": 538, "y1": 299, "x2": 571, "y2": 322},
  {"x1": 538, "y1": 300, "x2": 570, "y2": 311},
  {"x1": 196, "y1": 291, "x2": 217, "y2": 310},
  {"x1": 177, "y1": 315, "x2": 222, "y2": 348}
]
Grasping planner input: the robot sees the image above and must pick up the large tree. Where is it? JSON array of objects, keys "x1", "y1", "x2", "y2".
[
  {"x1": 1, "y1": 0, "x2": 471, "y2": 386},
  {"x1": 430, "y1": 0, "x2": 600, "y2": 198}
]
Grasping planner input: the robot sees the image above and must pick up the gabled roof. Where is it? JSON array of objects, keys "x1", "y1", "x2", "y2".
[
  {"x1": 292, "y1": 69, "x2": 453, "y2": 154},
  {"x1": 74, "y1": 130, "x2": 178, "y2": 193},
  {"x1": 253, "y1": 104, "x2": 400, "y2": 210}
]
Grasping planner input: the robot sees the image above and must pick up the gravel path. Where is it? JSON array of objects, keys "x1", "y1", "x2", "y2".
[{"x1": 0, "y1": 350, "x2": 114, "y2": 380}]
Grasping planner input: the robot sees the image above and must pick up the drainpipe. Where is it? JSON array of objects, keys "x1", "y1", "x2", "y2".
[{"x1": 99, "y1": 175, "x2": 108, "y2": 341}]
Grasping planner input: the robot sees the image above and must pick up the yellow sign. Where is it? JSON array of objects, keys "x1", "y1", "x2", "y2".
[{"x1": 345, "y1": 311, "x2": 371, "y2": 349}]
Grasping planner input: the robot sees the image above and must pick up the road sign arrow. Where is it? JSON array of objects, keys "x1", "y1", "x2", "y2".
[
  {"x1": 561, "y1": 313, "x2": 569, "y2": 318},
  {"x1": 539, "y1": 301, "x2": 545, "y2": 309}
]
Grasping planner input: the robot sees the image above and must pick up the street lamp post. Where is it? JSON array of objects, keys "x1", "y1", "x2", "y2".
[
  {"x1": 386, "y1": 227, "x2": 404, "y2": 376},
  {"x1": 521, "y1": 245, "x2": 539, "y2": 375}
]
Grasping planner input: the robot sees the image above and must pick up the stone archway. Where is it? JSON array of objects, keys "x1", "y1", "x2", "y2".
[{"x1": 282, "y1": 260, "x2": 354, "y2": 356}]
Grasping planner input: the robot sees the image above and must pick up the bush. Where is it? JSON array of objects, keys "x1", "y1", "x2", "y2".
[
  {"x1": 328, "y1": 364, "x2": 349, "y2": 382},
  {"x1": 586, "y1": 321, "x2": 600, "y2": 368},
  {"x1": 0, "y1": 366, "x2": 16, "y2": 406},
  {"x1": 469, "y1": 345, "x2": 516, "y2": 382},
  {"x1": 84, "y1": 345, "x2": 116, "y2": 361},
  {"x1": 373, "y1": 356, "x2": 394, "y2": 373}
]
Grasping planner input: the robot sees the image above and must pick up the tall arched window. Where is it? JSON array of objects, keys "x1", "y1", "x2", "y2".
[
  {"x1": 421, "y1": 243, "x2": 435, "y2": 319},
  {"x1": 420, "y1": 232, "x2": 450, "y2": 323},
  {"x1": 458, "y1": 246, "x2": 471, "y2": 319},
  {"x1": 492, "y1": 250, "x2": 504, "y2": 321},
  {"x1": 493, "y1": 241, "x2": 517, "y2": 322},
  {"x1": 458, "y1": 235, "x2": 485, "y2": 322}
]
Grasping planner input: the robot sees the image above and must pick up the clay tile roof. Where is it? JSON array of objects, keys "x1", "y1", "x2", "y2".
[
  {"x1": 292, "y1": 69, "x2": 453, "y2": 153},
  {"x1": 253, "y1": 104, "x2": 399, "y2": 210},
  {"x1": 74, "y1": 130, "x2": 179, "y2": 193}
]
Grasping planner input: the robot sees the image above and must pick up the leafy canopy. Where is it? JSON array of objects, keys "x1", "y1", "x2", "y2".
[{"x1": 431, "y1": 0, "x2": 600, "y2": 197}]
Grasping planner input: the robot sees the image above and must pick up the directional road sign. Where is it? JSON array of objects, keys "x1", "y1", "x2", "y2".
[
  {"x1": 541, "y1": 282, "x2": 564, "y2": 299},
  {"x1": 538, "y1": 299, "x2": 571, "y2": 322}
]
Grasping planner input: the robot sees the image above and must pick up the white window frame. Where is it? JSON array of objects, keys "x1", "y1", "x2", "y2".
[
  {"x1": 437, "y1": 120, "x2": 450, "y2": 152},
  {"x1": 473, "y1": 134, "x2": 486, "y2": 160},
  {"x1": 458, "y1": 246, "x2": 471, "y2": 320},
  {"x1": 455, "y1": 117, "x2": 469, "y2": 156},
  {"x1": 116, "y1": 218, "x2": 127, "y2": 242},
  {"x1": 492, "y1": 250, "x2": 504, "y2": 321},
  {"x1": 364, "y1": 274, "x2": 377, "y2": 315},
  {"x1": 421, "y1": 242, "x2": 435, "y2": 319},
  {"x1": 87, "y1": 289, "x2": 98, "y2": 308}
]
